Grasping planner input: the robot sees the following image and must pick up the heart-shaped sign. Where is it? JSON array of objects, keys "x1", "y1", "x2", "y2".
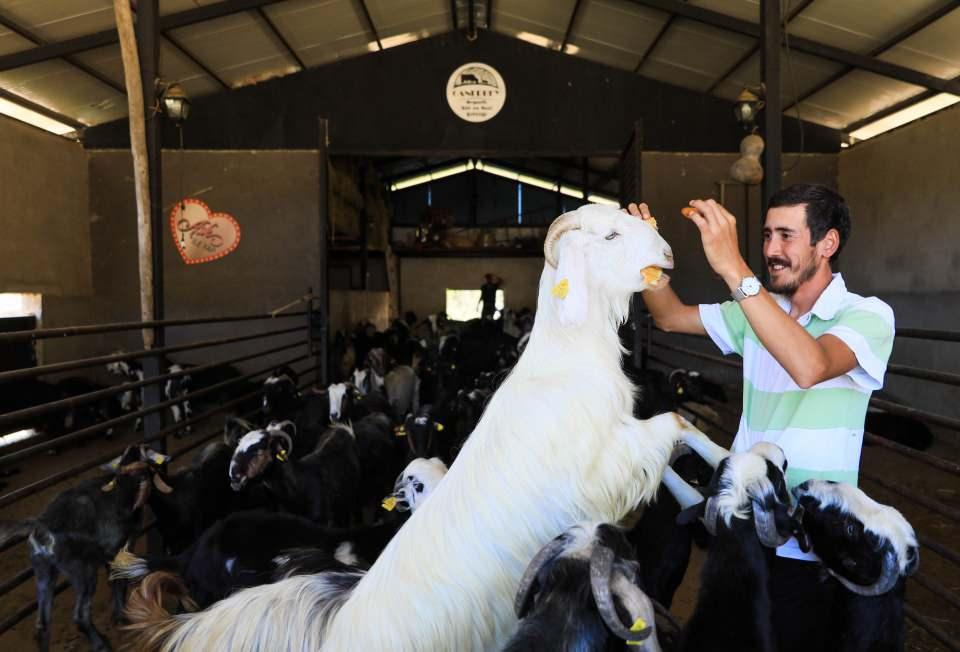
[{"x1": 170, "y1": 198, "x2": 241, "y2": 264}]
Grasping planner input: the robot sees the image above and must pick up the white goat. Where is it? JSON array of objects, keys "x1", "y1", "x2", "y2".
[{"x1": 125, "y1": 203, "x2": 727, "y2": 652}]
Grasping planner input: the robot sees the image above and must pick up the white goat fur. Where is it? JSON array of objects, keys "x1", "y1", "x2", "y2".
[{"x1": 138, "y1": 203, "x2": 715, "y2": 652}]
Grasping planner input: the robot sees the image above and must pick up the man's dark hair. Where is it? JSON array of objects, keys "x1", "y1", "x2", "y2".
[{"x1": 768, "y1": 183, "x2": 851, "y2": 263}]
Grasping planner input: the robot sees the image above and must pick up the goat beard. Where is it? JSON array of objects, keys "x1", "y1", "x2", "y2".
[{"x1": 133, "y1": 479, "x2": 152, "y2": 511}]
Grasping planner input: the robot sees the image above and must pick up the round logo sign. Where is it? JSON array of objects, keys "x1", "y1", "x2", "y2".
[{"x1": 446, "y1": 62, "x2": 506, "y2": 123}]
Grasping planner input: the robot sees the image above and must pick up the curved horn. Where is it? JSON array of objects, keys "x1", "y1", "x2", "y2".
[
  {"x1": 590, "y1": 546, "x2": 653, "y2": 643},
  {"x1": 513, "y1": 535, "x2": 569, "y2": 618},
  {"x1": 828, "y1": 546, "x2": 901, "y2": 597},
  {"x1": 543, "y1": 212, "x2": 582, "y2": 268},
  {"x1": 752, "y1": 500, "x2": 791, "y2": 548},
  {"x1": 702, "y1": 496, "x2": 720, "y2": 536},
  {"x1": 272, "y1": 430, "x2": 294, "y2": 457}
]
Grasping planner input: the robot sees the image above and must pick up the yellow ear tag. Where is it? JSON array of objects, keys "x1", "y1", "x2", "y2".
[
  {"x1": 435, "y1": 423, "x2": 444, "y2": 432},
  {"x1": 394, "y1": 426, "x2": 407, "y2": 437},
  {"x1": 676, "y1": 386, "x2": 684, "y2": 395},
  {"x1": 276, "y1": 449, "x2": 288, "y2": 462},
  {"x1": 641, "y1": 266, "x2": 663, "y2": 285},
  {"x1": 626, "y1": 617, "x2": 648, "y2": 645},
  {"x1": 382, "y1": 496, "x2": 398, "y2": 511},
  {"x1": 551, "y1": 279, "x2": 569, "y2": 299}
]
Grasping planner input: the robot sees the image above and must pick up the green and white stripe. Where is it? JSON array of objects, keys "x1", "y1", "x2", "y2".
[{"x1": 699, "y1": 274, "x2": 895, "y2": 561}]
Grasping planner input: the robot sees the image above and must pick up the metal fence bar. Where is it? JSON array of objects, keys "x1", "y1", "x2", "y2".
[
  {"x1": 0, "y1": 357, "x2": 314, "y2": 511},
  {"x1": 0, "y1": 324, "x2": 306, "y2": 383},
  {"x1": 0, "y1": 311, "x2": 309, "y2": 342},
  {"x1": 897, "y1": 328, "x2": 960, "y2": 343},
  {"x1": 910, "y1": 572, "x2": 960, "y2": 613},
  {"x1": 0, "y1": 351, "x2": 308, "y2": 469},
  {"x1": 0, "y1": 535, "x2": 25, "y2": 554},
  {"x1": 861, "y1": 472, "x2": 960, "y2": 524},
  {"x1": 887, "y1": 362, "x2": 960, "y2": 388},
  {"x1": 904, "y1": 603, "x2": 960, "y2": 652},
  {"x1": 918, "y1": 534, "x2": 960, "y2": 567},
  {"x1": 863, "y1": 432, "x2": 960, "y2": 478},
  {"x1": 0, "y1": 567, "x2": 32, "y2": 597},
  {"x1": 869, "y1": 397, "x2": 960, "y2": 433},
  {"x1": 649, "y1": 338, "x2": 743, "y2": 369},
  {"x1": 0, "y1": 338, "x2": 305, "y2": 431}
]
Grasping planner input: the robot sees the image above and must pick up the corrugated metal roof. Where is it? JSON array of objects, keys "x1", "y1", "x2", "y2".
[{"x1": 0, "y1": 0, "x2": 957, "y2": 140}]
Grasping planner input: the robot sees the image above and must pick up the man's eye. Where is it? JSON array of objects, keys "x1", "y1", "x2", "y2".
[{"x1": 605, "y1": 231, "x2": 620, "y2": 241}]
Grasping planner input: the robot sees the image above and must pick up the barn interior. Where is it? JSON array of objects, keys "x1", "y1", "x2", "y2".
[{"x1": 0, "y1": 1, "x2": 958, "y2": 650}]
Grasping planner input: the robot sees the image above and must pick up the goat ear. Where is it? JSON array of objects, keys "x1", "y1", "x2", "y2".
[
  {"x1": 552, "y1": 236, "x2": 588, "y2": 327},
  {"x1": 101, "y1": 455, "x2": 123, "y2": 473}
]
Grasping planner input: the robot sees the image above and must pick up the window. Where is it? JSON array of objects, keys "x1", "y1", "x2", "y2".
[
  {"x1": 0, "y1": 293, "x2": 43, "y2": 448},
  {"x1": 0, "y1": 293, "x2": 41, "y2": 319},
  {"x1": 445, "y1": 289, "x2": 505, "y2": 321}
]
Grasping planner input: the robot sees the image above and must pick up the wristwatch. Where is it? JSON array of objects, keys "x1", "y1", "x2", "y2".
[{"x1": 732, "y1": 276, "x2": 761, "y2": 302}]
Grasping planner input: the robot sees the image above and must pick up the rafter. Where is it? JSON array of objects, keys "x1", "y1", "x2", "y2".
[
  {"x1": 0, "y1": 0, "x2": 286, "y2": 73},
  {"x1": 634, "y1": 15, "x2": 676, "y2": 73},
  {"x1": 256, "y1": 7, "x2": 306, "y2": 70},
  {"x1": 560, "y1": 0, "x2": 583, "y2": 52},
  {"x1": 162, "y1": 34, "x2": 230, "y2": 90},
  {"x1": 0, "y1": 87, "x2": 85, "y2": 131},
  {"x1": 356, "y1": 0, "x2": 382, "y2": 51},
  {"x1": 627, "y1": 0, "x2": 960, "y2": 95}
]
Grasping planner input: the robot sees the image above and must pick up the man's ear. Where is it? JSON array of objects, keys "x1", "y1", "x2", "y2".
[
  {"x1": 552, "y1": 236, "x2": 588, "y2": 327},
  {"x1": 819, "y1": 228, "x2": 840, "y2": 260}
]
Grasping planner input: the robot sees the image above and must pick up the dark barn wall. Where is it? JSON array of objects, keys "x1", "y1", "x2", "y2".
[
  {"x1": 0, "y1": 117, "x2": 91, "y2": 298},
  {"x1": 839, "y1": 104, "x2": 960, "y2": 423},
  {"x1": 83, "y1": 30, "x2": 839, "y2": 155},
  {"x1": 42, "y1": 150, "x2": 324, "y2": 383}
]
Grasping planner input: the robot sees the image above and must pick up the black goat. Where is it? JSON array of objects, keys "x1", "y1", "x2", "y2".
[
  {"x1": 0, "y1": 444, "x2": 165, "y2": 651},
  {"x1": 505, "y1": 522, "x2": 661, "y2": 652},
  {"x1": 791, "y1": 479, "x2": 919, "y2": 652},
  {"x1": 228, "y1": 422, "x2": 361, "y2": 526},
  {"x1": 676, "y1": 447, "x2": 800, "y2": 652}
]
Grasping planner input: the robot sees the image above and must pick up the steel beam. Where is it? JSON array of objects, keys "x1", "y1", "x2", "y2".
[
  {"x1": 0, "y1": 0, "x2": 286, "y2": 72},
  {"x1": 635, "y1": 15, "x2": 676, "y2": 73},
  {"x1": 257, "y1": 7, "x2": 306, "y2": 69},
  {"x1": 843, "y1": 76, "x2": 959, "y2": 134},
  {"x1": 0, "y1": 9, "x2": 125, "y2": 94},
  {"x1": 787, "y1": 1, "x2": 960, "y2": 114},
  {"x1": 560, "y1": 0, "x2": 583, "y2": 52},
  {"x1": 704, "y1": 0, "x2": 814, "y2": 94},
  {"x1": 162, "y1": 33, "x2": 230, "y2": 90},
  {"x1": 627, "y1": 0, "x2": 960, "y2": 94},
  {"x1": 0, "y1": 86, "x2": 84, "y2": 131}
]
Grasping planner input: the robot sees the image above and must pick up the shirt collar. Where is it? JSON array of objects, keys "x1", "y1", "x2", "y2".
[{"x1": 770, "y1": 273, "x2": 848, "y2": 322}]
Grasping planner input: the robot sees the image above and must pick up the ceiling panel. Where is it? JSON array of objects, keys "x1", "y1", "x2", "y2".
[
  {"x1": 687, "y1": 0, "x2": 759, "y2": 24},
  {"x1": 263, "y1": 0, "x2": 372, "y2": 66},
  {"x1": 789, "y1": 0, "x2": 946, "y2": 55},
  {"x1": 166, "y1": 11, "x2": 293, "y2": 88},
  {"x1": 365, "y1": 0, "x2": 450, "y2": 41},
  {"x1": 159, "y1": 0, "x2": 234, "y2": 15},
  {"x1": 0, "y1": 0, "x2": 115, "y2": 42},
  {"x1": 878, "y1": 6, "x2": 960, "y2": 79},
  {"x1": 71, "y1": 44, "x2": 125, "y2": 88},
  {"x1": 493, "y1": 0, "x2": 577, "y2": 49},
  {"x1": 796, "y1": 70, "x2": 926, "y2": 129},
  {"x1": 0, "y1": 26, "x2": 34, "y2": 57},
  {"x1": 0, "y1": 59, "x2": 125, "y2": 125},
  {"x1": 712, "y1": 49, "x2": 845, "y2": 106},
  {"x1": 638, "y1": 18, "x2": 755, "y2": 92},
  {"x1": 159, "y1": 39, "x2": 224, "y2": 98},
  {"x1": 569, "y1": 0, "x2": 670, "y2": 71}
]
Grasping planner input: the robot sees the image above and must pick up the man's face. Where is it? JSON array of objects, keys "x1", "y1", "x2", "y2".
[{"x1": 762, "y1": 204, "x2": 820, "y2": 297}]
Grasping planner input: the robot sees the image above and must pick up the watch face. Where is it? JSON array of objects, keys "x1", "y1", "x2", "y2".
[{"x1": 743, "y1": 277, "x2": 761, "y2": 295}]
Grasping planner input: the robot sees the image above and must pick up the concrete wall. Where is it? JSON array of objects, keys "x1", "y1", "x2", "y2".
[
  {"x1": 42, "y1": 150, "x2": 327, "y2": 382},
  {"x1": 399, "y1": 256, "x2": 543, "y2": 320},
  {"x1": 0, "y1": 116, "x2": 91, "y2": 297},
  {"x1": 839, "y1": 103, "x2": 960, "y2": 422}
]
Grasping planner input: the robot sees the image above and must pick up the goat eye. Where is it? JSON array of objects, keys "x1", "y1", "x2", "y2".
[
  {"x1": 846, "y1": 524, "x2": 856, "y2": 537},
  {"x1": 605, "y1": 231, "x2": 620, "y2": 241},
  {"x1": 414, "y1": 482, "x2": 425, "y2": 493}
]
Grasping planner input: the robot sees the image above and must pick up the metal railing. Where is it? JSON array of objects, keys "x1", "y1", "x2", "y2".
[
  {"x1": 640, "y1": 315, "x2": 960, "y2": 651},
  {"x1": 0, "y1": 303, "x2": 323, "y2": 639}
]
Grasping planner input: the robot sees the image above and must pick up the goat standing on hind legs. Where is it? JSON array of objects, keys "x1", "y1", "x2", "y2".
[{"x1": 123, "y1": 204, "x2": 729, "y2": 652}]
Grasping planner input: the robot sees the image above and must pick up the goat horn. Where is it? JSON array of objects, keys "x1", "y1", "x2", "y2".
[
  {"x1": 752, "y1": 499, "x2": 791, "y2": 548},
  {"x1": 543, "y1": 211, "x2": 582, "y2": 268},
  {"x1": 702, "y1": 496, "x2": 720, "y2": 536},
  {"x1": 273, "y1": 431, "x2": 294, "y2": 457},
  {"x1": 152, "y1": 473, "x2": 174, "y2": 494},
  {"x1": 590, "y1": 546, "x2": 653, "y2": 643},
  {"x1": 828, "y1": 546, "x2": 902, "y2": 597},
  {"x1": 661, "y1": 466, "x2": 704, "y2": 511},
  {"x1": 513, "y1": 535, "x2": 569, "y2": 618}
]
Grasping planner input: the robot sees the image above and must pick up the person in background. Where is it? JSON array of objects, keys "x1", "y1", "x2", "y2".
[{"x1": 479, "y1": 273, "x2": 503, "y2": 320}]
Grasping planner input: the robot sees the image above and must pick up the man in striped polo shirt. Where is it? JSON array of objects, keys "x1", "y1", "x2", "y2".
[{"x1": 630, "y1": 184, "x2": 894, "y2": 652}]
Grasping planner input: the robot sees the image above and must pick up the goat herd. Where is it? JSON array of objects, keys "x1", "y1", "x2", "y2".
[{"x1": 0, "y1": 204, "x2": 922, "y2": 652}]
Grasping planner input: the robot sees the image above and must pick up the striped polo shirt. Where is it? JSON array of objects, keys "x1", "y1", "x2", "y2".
[{"x1": 699, "y1": 273, "x2": 895, "y2": 561}]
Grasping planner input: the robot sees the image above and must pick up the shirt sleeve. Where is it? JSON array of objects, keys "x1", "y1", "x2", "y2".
[
  {"x1": 698, "y1": 301, "x2": 748, "y2": 357},
  {"x1": 824, "y1": 298, "x2": 895, "y2": 391}
]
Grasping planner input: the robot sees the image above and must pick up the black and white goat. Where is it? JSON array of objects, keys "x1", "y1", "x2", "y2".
[
  {"x1": 0, "y1": 444, "x2": 166, "y2": 651},
  {"x1": 228, "y1": 422, "x2": 361, "y2": 525},
  {"x1": 676, "y1": 446, "x2": 800, "y2": 652},
  {"x1": 506, "y1": 522, "x2": 661, "y2": 651},
  {"x1": 791, "y1": 479, "x2": 919, "y2": 651},
  {"x1": 113, "y1": 457, "x2": 448, "y2": 608}
]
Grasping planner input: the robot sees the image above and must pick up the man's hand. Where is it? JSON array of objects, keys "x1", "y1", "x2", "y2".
[
  {"x1": 684, "y1": 199, "x2": 752, "y2": 289},
  {"x1": 625, "y1": 202, "x2": 654, "y2": 223}
]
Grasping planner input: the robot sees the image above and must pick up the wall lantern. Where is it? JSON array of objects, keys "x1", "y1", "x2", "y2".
[
  {"x1": 161, "y1": 82, "x2": 190, "y2": 122},
  {"x1": 734, "y1": 84, "x2": 765, "y2": 132}
]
